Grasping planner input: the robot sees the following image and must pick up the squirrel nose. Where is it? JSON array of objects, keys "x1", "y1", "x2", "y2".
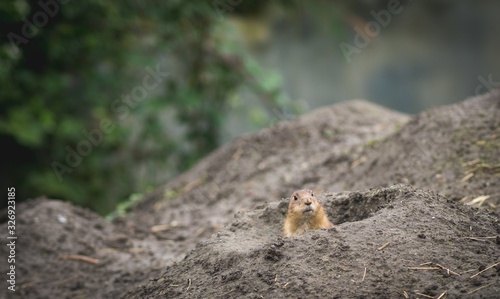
[{"x1": 305, "y1": 201, "x2": 312, "y2": 206}]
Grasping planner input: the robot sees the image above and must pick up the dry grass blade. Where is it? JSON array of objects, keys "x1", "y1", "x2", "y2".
[
  {"x1": 470, "y1": 261, "x2": 500, "y2": 279},
  {"x1": 377, "y1": 242, "x2": 390, "y2": 251},
  {"x1": 60, "y1": 255, "x2": 100, "y2": 265},
  {"x1": 195, "y1": 226, "x2": 208, "y2": 237},
  {"x1": 461, "y1": 173, "x2": 474, "y2": 182},
  {"x1": 465, "y1": 195, "x2": 491, "y2": 207},
  {"x1": 467, "y1": 283, "x2": 494, "y2": 295},
  {"x1": 180, "y1": 178, "x2": 205, "y2": 194},
  {"x1": 462, "y1": 159, "x2": 480, "y2": 167},
  {"x1": 150, "y1": 223, "x2": 174, "y2": 233},
  {"x1": 419, "y1": 262, "x2": 433, "y2": 266},
  {"x1": 466, "y1": 163, "x2": 500, "y2": 174},
  {"x1": 415, "y1": 292, "x2": 434, "y2": 298},
  {"x1": 19, "y1": 280, "x2": 41, "y2": 289},
  {"x1": 351, "y1": 156, "x2": 367, "y2": 169},
  {"x1": 435, "y1": 263, "x2": 461, "y2": 276},
  {"x1": 460, "y1": 173, "x2": 474, "y2": 182},
  {"x1": 436, "y1": 290, "x2": 447, "y2": 299},
  {"x1": 464, "y1": 236, "x2": 498, "y2": 242}
]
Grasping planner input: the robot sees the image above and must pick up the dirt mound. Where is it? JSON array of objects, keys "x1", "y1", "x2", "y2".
[
  {"x1": 126, "y1": 186, "x2": 500, "y2": 298},
  {"x1": 126, "y1": 100, "x2": 409, "y2": 260},
  {"x1": 340, "y1": 91, "x2": 500, "y2": 207},
  {"x1": 0, "y1": 199, "x2": 174, "y2": 298},
  {"x1": 1, "y1": 91, "x2": 499, "y2": 298}
]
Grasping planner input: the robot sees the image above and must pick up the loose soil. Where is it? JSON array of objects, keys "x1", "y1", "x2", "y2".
[
  {"x1": 128, "y1": 186, "x2": 500, "y2": 298},
  {"x1": 1, "y1": 91, "x2": 499, "y2": 298}
]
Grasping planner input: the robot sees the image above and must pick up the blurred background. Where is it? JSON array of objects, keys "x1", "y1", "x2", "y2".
[{"x1": 1, "y1": 0, "x2": 499, "y2": 214}]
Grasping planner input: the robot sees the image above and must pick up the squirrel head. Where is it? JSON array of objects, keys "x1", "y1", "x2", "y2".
[{"x1": 287, "y1": 189, "x2": 320, "y2": 216}]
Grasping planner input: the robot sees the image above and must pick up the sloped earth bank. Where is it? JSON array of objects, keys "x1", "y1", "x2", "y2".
[
  {"x1": 1, "y1": 91, "x2": 499, "y2": 298},
  {"x1": 341, "y1": 91, "x2": 500, "y2": 206},
  {"x1": 127, "y1": 186, "x2": 500, "y2": 298}
]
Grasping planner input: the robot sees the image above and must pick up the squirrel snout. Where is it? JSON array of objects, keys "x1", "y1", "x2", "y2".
[{"x1": 305, "y1": 201, "x2": 312, "y2": 206}]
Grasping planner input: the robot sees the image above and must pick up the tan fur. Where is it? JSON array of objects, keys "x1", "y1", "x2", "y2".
[{"x1": 283, "y1": 189, "x2": 334, "y2": 237}]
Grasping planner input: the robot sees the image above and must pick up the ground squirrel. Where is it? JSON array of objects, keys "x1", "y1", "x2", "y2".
[{"x1": 283, "y1": 189, "x2": 334, "y2": 237}]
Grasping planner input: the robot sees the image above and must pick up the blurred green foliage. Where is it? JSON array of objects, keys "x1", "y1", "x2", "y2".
[{"x1": 0, "y1": 0, "x2": 288, "y2": 214}]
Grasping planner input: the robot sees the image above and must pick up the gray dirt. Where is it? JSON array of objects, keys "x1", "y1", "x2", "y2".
[{"x1": 1, "y1": 90, "x2": 498, "y2": 298}]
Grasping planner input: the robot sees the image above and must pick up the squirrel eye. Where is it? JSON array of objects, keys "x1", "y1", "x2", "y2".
[
  {"x1": 311, "y1": 193, "x2": 314, "y2": 196},
  {"x1": 293, "y1": 195, "x2": 298, "y2": 200}
]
